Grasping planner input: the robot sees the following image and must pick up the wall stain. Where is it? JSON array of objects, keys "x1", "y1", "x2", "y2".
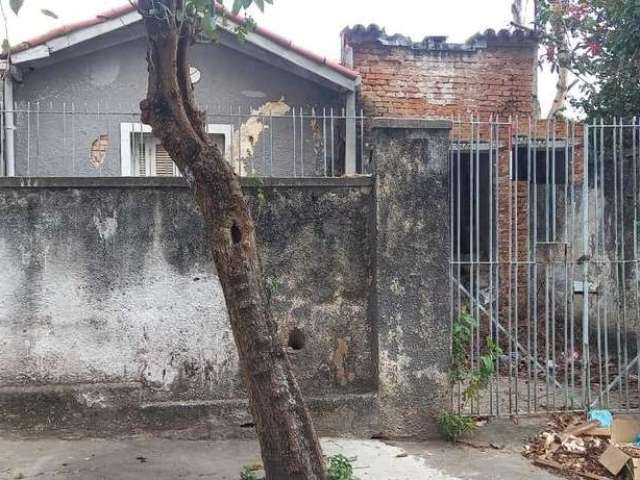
[
  {"x1": 90, "y1": 134, "x2": 109, "y2": 169},
  {"x1": 232, "y1": 99, "x2": 290, "y2": 176},
  {"x1": 332, "y1": 337, "x2": 353, "y2": 387}
]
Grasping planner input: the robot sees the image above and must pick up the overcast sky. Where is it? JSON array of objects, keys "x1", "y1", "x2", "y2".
[{"x1": 2, "y1": 0, "x2": 556, "y2": 113}]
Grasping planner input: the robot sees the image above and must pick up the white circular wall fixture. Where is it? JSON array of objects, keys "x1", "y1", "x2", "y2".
[{"x1": 190, "y1": 66, "x2": 201, "y2": 85}]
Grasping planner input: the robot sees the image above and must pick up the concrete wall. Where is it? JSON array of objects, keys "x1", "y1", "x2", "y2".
[
  {"x1": 371, "y1": 119, "x2": 451, "y2": 437},
  {"x1": 12, "y1": 25, "x2": 344, "y2": 177},
  {"x1": 0, "y1": 176, "x2": 376, "y2": 436},
  {"x1": 0, "y1": 120, "x2": 453, "y2": 438}
]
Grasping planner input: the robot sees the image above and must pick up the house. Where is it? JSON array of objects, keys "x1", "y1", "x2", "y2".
[
  {"x1": 0, "y1": 4, "x2": 361, "y2": 178},
  {"x1": 341, "y1": 24, "x2": 582, "y2": 260},
  {"x1": 340, "y1": 26, "x2": 588, "y2": 368}
]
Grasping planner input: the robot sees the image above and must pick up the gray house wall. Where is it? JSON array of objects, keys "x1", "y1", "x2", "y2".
[{"x1": 12, "y1": 25, "x2": 346, "y2": 177}]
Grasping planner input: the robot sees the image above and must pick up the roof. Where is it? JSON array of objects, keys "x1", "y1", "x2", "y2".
[
  {"x1": 468, "y1": 28, "x2": 539, "y2": 44},
  {"x1": 342, "y1": 24, "x2": 538, "y2": 51},
  {"x1": 8, "y1": 2, "x2": 359, "y2": 83}
]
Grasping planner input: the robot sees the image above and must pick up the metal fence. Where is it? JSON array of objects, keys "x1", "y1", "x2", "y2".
[
  {"x1": 0, "y1": 103, "x2": 369, "y2": 178},
  {"x1": 449, "y1": 115, "x2": 640, "y2": 416}
]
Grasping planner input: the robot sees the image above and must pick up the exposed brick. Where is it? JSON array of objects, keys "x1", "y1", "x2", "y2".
[{"x1": 349, "y1": 42, "x2": 537, "y2": 119}]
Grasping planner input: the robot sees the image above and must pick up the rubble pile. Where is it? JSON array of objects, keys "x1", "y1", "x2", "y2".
[{"x1": 524, "y1": 412, "x2": 640, "y2": 480}]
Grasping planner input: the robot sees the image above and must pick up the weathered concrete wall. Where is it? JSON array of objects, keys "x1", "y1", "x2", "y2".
[
  {"x1": 0, "y1": 120, "x2": 454, "y2": 438},
  {"x1": 12, "y1": 24, "x2": 344, "y2": 177},
  {"x1": 0, "y1": 176, "x2": 375, "y2": 436},
  {"x1": 371, "y1": 119, "x2": 452, "y2": 437}
]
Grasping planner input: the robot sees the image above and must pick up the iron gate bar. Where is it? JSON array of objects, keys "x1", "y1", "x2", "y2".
[
  {"x1": 634, "y1": 117, "x2": 640, "y2": 398},
  {"x1": 582, "y1": 118, "x2": 591, "y2": 408}
]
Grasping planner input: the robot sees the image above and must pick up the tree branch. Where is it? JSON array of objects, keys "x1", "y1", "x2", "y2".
[
  {"x1": 176, "y1": 19, "x2": 208, "y2": 143},
  {"x1": 139, "y1": 0, "x2": 203, "y2": 171}
]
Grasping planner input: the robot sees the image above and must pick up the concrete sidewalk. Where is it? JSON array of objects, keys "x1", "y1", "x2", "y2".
[{"x1": 0, "y1": 434, "x2": 556, "y2": 480}]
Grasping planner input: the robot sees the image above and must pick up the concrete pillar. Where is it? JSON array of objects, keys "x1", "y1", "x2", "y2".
[
  {"x1": 345, "y1": 91, "x2": 357, "y2": 175},
  {"x1": 371, "y1": 119, "x2": 452, "y2": 437},
  {"x1": 2, "y1": 71, "x2": 15, "y2": 177}
]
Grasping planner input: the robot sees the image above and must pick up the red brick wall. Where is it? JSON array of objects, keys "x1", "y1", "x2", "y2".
[{"x1": 349, "y1": 42, "x2": 537, "y2": 119}]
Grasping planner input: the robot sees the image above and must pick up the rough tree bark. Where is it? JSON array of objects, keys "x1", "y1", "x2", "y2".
[
  {"x1": 548, "y1": 64, "x2": 569, "y2": 117},
  {"x1": 137, "y1": 2, "x2": 326, "y2": 479}
]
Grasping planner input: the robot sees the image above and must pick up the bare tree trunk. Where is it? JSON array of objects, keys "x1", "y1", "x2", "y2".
[
  {"x1": 511, "y1": 0, "x2": 523, "y2": 25},
  {"x1": 548, "y1": 64, "x2": 568, "y2": 117},
  {"x1": 138, "y1": 2, "x2": 326, "y2": 479}
]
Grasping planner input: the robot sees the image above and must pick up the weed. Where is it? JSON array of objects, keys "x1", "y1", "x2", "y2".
[
  {"x1": 442, "y1": 308, "x2": 502, "y2": 442},
  {"x1": 437, "y1": 411, "x2": 476, "y2": 442},
  {"x1": 239, "y1": 455, "x2": 354, "y2": 480},
  {"x1": 327, "y1": 454, "x2": 354, "y2": 480},
  {"x1": 239, "y1": 465, "x2": 263, "y2": 480}
]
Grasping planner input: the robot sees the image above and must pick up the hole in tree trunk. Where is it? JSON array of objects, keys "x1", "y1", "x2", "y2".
[
  {"x1": 287, "y1": 327, "x2": 306, "y2": 351},
  {"x1": 231, "y1": 223, "x2": 242, "y2": 244}
]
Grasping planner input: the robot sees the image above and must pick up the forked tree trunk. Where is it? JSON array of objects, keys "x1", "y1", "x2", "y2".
[{"x1": 138, "y1": 2, "x2": 326, "y2": 479}]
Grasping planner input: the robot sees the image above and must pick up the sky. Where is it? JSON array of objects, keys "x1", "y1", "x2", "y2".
[{"x1": 1, "y1": 0, "x2": 556, "y2": 113}]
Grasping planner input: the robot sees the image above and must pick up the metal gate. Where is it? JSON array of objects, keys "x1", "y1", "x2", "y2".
[{"x1": 449, "y1": 115, "x2": 640, "y2": 416}]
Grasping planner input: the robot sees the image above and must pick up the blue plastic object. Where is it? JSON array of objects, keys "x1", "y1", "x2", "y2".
[
  {"x1": 589, "y1": 409, "x2": 613, "y2": 428},
  {"x1": 635, "y1": 433, "x2": 640, "y2": 447}
]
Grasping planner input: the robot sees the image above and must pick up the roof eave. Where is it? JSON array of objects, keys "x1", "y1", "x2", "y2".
[{"x1": 8, "y1": 3, "x2": 359, "y2": 92}]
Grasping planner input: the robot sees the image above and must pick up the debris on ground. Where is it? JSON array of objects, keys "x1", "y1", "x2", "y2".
[{"x1": 524, "y1": 412, "x2": 640, "y2": 480}]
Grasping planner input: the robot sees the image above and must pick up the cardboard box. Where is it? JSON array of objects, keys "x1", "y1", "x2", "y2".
[
  {"x1": 599, "y1": 417, "x2": 640, "y2": 479},
  {"x1": 600, "y1": 444, "x2": 631, "y2": 476},
  {"x1": 612, "y1": 417, "x2": 640, "y2": 445},
  {"x1": 626, "y1": 458, "x2": 640, "y2": 480}
]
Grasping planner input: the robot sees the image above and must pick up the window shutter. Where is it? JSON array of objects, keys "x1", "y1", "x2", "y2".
[
  {"x1": 154, "y1": 143, "x2": 175, "y2": 176},
  {"x1": 137, "y1": 152, "x2": 147, "y2": 176},
  {"x1": 131, "y1": 131, "x2": 148, "y2": 176}
]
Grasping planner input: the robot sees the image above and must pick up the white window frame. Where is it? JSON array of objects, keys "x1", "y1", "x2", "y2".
[{"x1": 120, "y1": 122, "x2": 234, "y2": 176}]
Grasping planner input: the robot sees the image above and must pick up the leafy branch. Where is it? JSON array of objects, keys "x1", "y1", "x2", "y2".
[
  {"x1": 450, "y1": 309, "x2": 502, "y2": 403},
  {"x1": 440, "y1": 308, "x2": 501, "y2": 442}
]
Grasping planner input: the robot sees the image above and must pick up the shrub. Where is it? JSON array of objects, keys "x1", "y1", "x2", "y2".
[
  {"x1": 437, "y1": 411, "x2": 476, "y2": 442},
  {"x1": 327, "y1": 454, "x2": 354, "y2": 480}
]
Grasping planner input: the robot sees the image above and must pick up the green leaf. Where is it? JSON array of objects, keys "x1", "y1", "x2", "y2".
[
  {"x1": 202, "y1": 15, "x2": 218, "y2": 40},
  {"x1": 41, "y1": 9, "x2": 58, "y2": 19},
  {"x1": 9, "y1": 0, "x2": 24, "y2": 15},
  {"x1": 480, "y1": 356, "x2": 494, "y2": 373},
  {"x1": 232, "y1": 0, "x2": 244, "y2": 14},
  {"x1": 254, "y1": 0, "x2": 264, "y2": 12},
  {"x1": 1, "y1": 39, "x2": 9, "y2": 54}
]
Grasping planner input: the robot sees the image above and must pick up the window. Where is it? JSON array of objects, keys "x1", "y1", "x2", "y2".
[
  {"x1": 511, "y1": 146, "x2": 570, "y2": 184},
  {"x1": 120, "y1": 123, "x2": 233, "y2": 176}
]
